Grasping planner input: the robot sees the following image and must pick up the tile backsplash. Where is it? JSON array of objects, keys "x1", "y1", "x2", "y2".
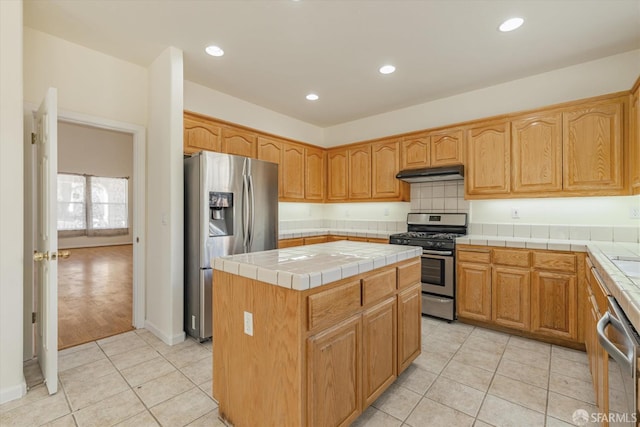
[
  {"x1": 279, "y1": 218, "x2": 406, "y2": 233},
  {"x1": 468, "y1": 223, "x2": 639, "y2": 243},
  {"x1": 409, "y1": 180, "x2": 468, "y2": 214}
]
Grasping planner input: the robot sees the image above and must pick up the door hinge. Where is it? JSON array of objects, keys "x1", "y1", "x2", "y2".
[
  {"x1": 31, "y1": 133, "x2": 36, "y2": 145},
  {"x1": 32, "y1": 312, "x2": 36, "y2": 324}
]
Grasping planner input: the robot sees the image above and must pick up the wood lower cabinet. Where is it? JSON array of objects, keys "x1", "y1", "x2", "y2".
[
  {"x1": 183, "y1": 113, "x2": 222, "y2": 154},
  {"x1": 457, "y1": 261, "x2": 492, "y2": 322},
  {"x1": 457, "y1": 245, "x2": 583, "y2": 345},
  {"x1": 563, "y1": 99, "x2": 624, "y2": 193},
  {"x1": 213, "y1": 257, "x2": 421, "y2": 427},
  {"x1": 531, "y1": 270, "x2": 577, "y2": 341},
  {"x1": 278, "y1": 238, "x2": 304, "y2": 248},
  {"x1": 492, "y1": 266, "x2": 530, "y2": 331},
  {"x1": 466, "y1": 120, "x2": 511, "y2": 196},
  {"x1": 362, "y1": 297, "x2": 397, "y2": 407},
  {"x1": 511, "y1": 112, "x2": 562, "y2": 194},
  {"x1": 397, "y1": 283, "x2": 422, "y2": 373},
  {"x1": 307, "y1": 315, "x2": 362, "y2": 427},
  {"x1": 630, "y1": 80, "x2": 640, "y2": 195}
]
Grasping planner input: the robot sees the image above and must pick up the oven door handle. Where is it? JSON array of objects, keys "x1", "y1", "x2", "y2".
[
  {"x1": 597, "y1": 311, "x2": 634, "y2": 376},
  {"x1": 422, "y1": 249, "x2": 453, "y2": 257}
]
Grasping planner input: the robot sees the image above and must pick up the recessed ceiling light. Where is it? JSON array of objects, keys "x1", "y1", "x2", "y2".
[
  {"x1": 306, "y1": 93, "x2": 319, "y2": 101},
  {"x1": 379, "y1": 65, "x2": 396, "y2": 75},
  {"x1": 499, "y1": 17, "x2": 524, "y2": 32},
  {"x1": 205, "y1": 45, "x2": 224, "y2": 57}
]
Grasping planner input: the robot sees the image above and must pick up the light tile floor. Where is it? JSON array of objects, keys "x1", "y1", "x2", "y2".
[{"x1": 1, "y1": 317, "x2": 596, "y2": 426}]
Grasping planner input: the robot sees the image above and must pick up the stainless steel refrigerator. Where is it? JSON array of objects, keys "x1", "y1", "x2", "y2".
[{"x1": 184, "y1": 151, "x2": 278, "y2": 341}]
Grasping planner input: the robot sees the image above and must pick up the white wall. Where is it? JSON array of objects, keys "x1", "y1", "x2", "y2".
[
  {"x1": 23, "y1": 27, "x2": 148, "y2": 127},
  {"x1": 323, "y1": 202, "x2": 410, "y2": 221},
  {"x1": 470, "y1": 196, "x2": 640, "y2": 226},
  {"x1": 57, "y1": 121, "x2": 134, "y2": 248},
  {"x1": 1, "y1": 0, "x2": 26, "y2": 404},
  {"x1": 278, "y1": 203, "x2": 325, "y2": 221},
  {"x1": 325, "y1": 50, "x2": 640, "y2": 145},
  {"x1": 145, "y1": 47, "x2": 185, "y2": 345},
  {"x1": 184, "y1": 80, "x2": 325, "y2": 147}
]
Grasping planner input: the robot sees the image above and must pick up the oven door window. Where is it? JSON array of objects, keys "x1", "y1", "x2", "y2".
[{"x1": 421, "y1": 257, "x2": 445, "y2": 287}]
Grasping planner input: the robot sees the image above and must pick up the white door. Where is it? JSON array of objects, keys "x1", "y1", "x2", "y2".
[{"x1": 34, "y1": 88, "x2": 58, "y2": 394}]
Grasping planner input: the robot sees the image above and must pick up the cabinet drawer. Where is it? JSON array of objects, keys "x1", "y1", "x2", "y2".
[
  {"x1": 397, "y1": 258, "x2": 421, "y2": 289},
  {"x1": 532, "y1": 252, "x2": 576, "y2": 272},
  {"x1": 458, "y1": 250, "x2": 490, "y2": 264},
  {"x1": 492, "y1": 249, "x2": 530, "y2": 268},
  {"x1": 362, "y1": 268, "x2": 396, "y2": 305},
  {"x1": 308, "y1": 280, "x2": 361, "y2": 330}
]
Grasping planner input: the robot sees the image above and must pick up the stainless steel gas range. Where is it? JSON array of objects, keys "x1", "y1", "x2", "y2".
[{"x1": 389, "y1": 212, "x2": 467, "y2": 321}]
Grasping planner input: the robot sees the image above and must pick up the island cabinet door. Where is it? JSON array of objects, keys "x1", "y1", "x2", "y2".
[
  {"x1": 397, "y1": 283, "x2": 422, "y2": 373},
  {"x1": 362, "y1": 297, "x2": 397, "y2": 407},
  {"x1": 307, "y1": 314, "x2": 362, "y2": 427}
]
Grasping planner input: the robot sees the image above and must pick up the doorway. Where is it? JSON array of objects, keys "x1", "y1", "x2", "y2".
[
  {"x1": 56, "y1": 120, "x2": 135, "y2": 349},
  {"x1": 24, "y1": 107, "x2": 146, "y2": 361}
]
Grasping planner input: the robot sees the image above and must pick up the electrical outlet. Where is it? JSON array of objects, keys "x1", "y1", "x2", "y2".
[
  {"x1": 244, "y1": 311, "x2": 253, "y2": 336},
  {"x1": 511, "y1": 208, "x2": 520, "y2": 219},
  {"x1": 631, "y1": 206, "x2": 640, "y2": 219}
]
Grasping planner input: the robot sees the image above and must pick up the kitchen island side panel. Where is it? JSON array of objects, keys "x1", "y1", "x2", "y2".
[{"x1": 213, "y1": 270, "x2": 304, "y2": 427}]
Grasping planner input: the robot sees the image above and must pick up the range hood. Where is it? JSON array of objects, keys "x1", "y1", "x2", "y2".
[{"x1": 396, "y1": 164, "x2": 464, "y2": 183}]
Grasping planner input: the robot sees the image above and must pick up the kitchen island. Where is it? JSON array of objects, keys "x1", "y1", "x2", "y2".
[{"x1": 211, "y1": 241, "x2": 422, "y2": 427}]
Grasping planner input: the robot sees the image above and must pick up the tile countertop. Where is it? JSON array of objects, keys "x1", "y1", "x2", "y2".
[
  {"x1": 212, "y1": 241, "x2": 422, "y2": 291},
  {"x1": 457, "y1": 235, "x2": 640, "y2": 330}
]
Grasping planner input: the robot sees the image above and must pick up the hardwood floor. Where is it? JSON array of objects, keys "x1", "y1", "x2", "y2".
[{"x1": 58, "y1": 244, "x2": 134, "y2": 350}]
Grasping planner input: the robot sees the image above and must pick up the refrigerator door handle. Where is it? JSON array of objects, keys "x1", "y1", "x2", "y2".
[
  {"x1": 248, "y1": 175, "x2": 255, "y2": 250},
  {"x1": 242, "y1": 174, "x2": 250, "y2": 251}
]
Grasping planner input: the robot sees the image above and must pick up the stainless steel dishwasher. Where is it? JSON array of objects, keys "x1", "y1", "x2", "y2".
[{"x1": 597, "y1": 296, "x2": 640, "y2": 426}]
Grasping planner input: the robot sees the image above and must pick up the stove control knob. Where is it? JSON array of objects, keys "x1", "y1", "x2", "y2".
[{"x1": 435, "y1": 242, "x2": 444, "y2": 248}]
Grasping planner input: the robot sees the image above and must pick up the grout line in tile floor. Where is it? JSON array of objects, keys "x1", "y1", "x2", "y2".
[{"x1": 1, "y1": 318, "x2": 596, "y2": 427}]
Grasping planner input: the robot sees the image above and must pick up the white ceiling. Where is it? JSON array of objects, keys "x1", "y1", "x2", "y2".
[{"x1": 24, "y1": 0, "x2": 640, "y2": 127}]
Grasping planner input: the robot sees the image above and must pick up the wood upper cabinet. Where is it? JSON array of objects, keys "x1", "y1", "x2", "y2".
[
  {"x1": 327, "y1": 149, "x2": 349, "y2": 201},
  {"x1": 306, "y1": 146, "x2": 325, "y2": 201},
  {"x1": 282, "y1": 143, "x2": 305, "y2": 200},
  {"x1": 348, "y1": 145, "x2": 372, "y2": 199},
  {"x1": 307, "y1": 314, "x2": 362, "y2": 427},
  {"x1": 466, "y1": 121, "x2": 511, "y2": 196},
  {"x1": 630, "y1": 82, "x2": 640, "y2": 195},
  {"x1": 372, "y1": 140, "x2": 401, "y2": 199},
  {"x1": 400, "y1": 134, "x2": 430, "y2": 170},
  {"x1": 397, "y1": 283, "x2": 421, "y2": 374},
  {"x1": 491, "y1": 266, "x2": 530, "y2": 331},
  {"x1": 362, "y1": 297, "x2": 397, "y2": 407},
  {"x1": 222, "y1": 128, "x2": 257, "y2": 158},
  {"x1": 562, "y1": 99, "x2": 624, "y2": 192},
  {"x1": 183, "y1": 113, "x2": 222, "y2": 154},
  {"x1": 531, "y1": 270, "x2": 577, "y2": 340},
  {"x1": 430, "y1": 128, "x2": 464, "y2": 166},
  {"x1": 456, "y1": 261, "x2": 492, "y2": 322},
  {"x1": 257, "y1": 136, "x2": 283, "y2": 197},
  {"x1": 511, "y1": 113, "x2": 563, "y2": 194}
]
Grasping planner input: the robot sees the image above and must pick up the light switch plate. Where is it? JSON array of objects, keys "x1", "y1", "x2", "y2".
[{"x1": 244, "y1": 311, "x2": 253, "y2": 336}]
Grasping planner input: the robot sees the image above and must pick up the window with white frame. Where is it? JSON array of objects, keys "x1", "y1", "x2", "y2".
[{"x1": 57, "y1": 173, "x2": 129, "y2": 237}]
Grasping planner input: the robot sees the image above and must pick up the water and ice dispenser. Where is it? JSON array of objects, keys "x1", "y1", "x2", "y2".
[{"x1": 208, "y1": 192, "x2": 233, "y2": 236}]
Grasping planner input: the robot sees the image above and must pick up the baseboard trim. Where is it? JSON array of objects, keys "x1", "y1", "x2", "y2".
[
  {"x1": 144, "y1": 320, "x2": 185, "y2": 346},
  {"x1": 0, "y1": 380, "x2": 27, "y2": 405}
]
